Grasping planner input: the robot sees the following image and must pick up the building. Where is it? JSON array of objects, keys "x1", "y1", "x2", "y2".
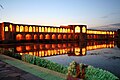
[{"x1": 0, "y1": 22, "x2": 116, "y2": 43}]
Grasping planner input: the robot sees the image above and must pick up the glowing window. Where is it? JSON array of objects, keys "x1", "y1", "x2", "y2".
[
  {"x1": 82, "y1": 26, "x2": 86, "y2": 33},
  {"x1": 50, "y1": 28, "x2": 53, "y2": 32},
  {"x1": 16, "y1": 25, "x2": 19, "y2": 32},
  {"x1": 75, "y1": 26, "x2": 80, "y2": 33},
  {"x1": 57, "y1": 28, "x2": 59, "y2": 32},
  {"x1": 39, "y1": 27, "x2": 41, "y2": 32},
  {"x1": 63, "y1": 28, "x2": 65, "y2": 33},
  {"x1": 33, "y1": 26, "x2": 35, "y2": 32},
  {"x1": 29, "y1": 26, "x2": 32, "y2": 32},
  {"x1": 20, "y1": 26, "x2": 24, "y2": 32},
  {"x1": 25, "y1": 26, "x2": 28, "y2": 32},
  {"x1": 9, "y1": 24, "x2": 12, "y2": 32},
  {"x1": 67, "y1": 29, "x2": 70, "y2": 33},
  {"x1": 48, "y1": 27, "x2": 50, "y2": 32},
  {"x1": 60, "y1": 28, "x2": 63, "y2": 33},
  {"x1": 42, "y1": 27, "x2": 44, "y2": 32},
  {"x1": 36, "y1": 27, "x2": 38, "y2": 32},
  {"x1": 45, "y1": 27, "x2": 47, "y2": 32},
  {"x1": 5, "y1": 26, "x2": 8, "y2": 31},
  {"x1": 54, "y1": 28, "x2": 56, "y2": 32}
]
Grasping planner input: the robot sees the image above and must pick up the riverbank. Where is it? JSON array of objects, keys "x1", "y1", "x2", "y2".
[{"x1": 0, "y1": 54, "x2": 66, "y2": 80}]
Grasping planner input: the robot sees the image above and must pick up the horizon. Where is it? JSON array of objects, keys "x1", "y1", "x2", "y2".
[{"x1": 0, "y1": 0, "x2": 120, "y2": 28}]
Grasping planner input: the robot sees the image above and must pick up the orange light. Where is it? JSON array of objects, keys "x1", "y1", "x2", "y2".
[
  {"x1": 20, "y1": 26, "x2": 24, "y2": 32},
  {"x1": 25, "y1": 26, "x2": 28, "y2": 32},
  {"x1": 16, "y1": 25, "x2": 19, "y2": 32},
  {"x1": 16, "y1": 46, "x2": 22, "y2": 52},
  {"x1": 16, "y1": 34, "x2": 23, "y2": 40},
  {"x1": 9, "y1": 24, "x2": 12, "y2": 32}
]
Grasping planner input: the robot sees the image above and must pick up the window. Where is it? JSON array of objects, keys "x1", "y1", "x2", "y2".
[
  {"x1": 29, "y1": 26, "x2": 32, "y2": 32},
  {"x1": 25, "y1": 26, "x2": 28, "y2": 32},
  {"x1": 20, "y1": 26, "x2": 24, "y2": 32},
  {"x1": 9, "y1": 24, "x2": 12, "y2": 32},
  {"x1": 16, "y1": 25, "x2": 19, "y2": 32},
  {"x1": 75, "y1": 26, "x2": 80, "y2": 33},
  {"x1": 82, "y1": 26, "x2": 86, "y2": 33},
  {"x1": 5, "y1": 26, "x2": 8, "y2": 31}
]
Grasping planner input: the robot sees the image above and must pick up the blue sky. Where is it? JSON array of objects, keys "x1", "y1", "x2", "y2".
[{"x1": 0, "y1": 0, "x2": 120, "y2": 28}]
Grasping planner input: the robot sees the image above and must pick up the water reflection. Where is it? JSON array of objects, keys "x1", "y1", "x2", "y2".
[{"x1": 11, "y1": 41, "x2": 115, "y2": 57}]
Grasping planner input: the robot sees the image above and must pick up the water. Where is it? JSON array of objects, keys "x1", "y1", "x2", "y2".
[{"x1": 0, "y1": 40, "x2": 120, "y2": 78}]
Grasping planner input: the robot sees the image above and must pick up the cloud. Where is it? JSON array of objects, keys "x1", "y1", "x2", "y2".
[
  {"x1": 111, "y1": 23, "x2": 120, "y2": 26},
  {"x1": 100, "y1": 12, "x2": 120, "y2": 19},
  {"x1": 90, "y1": 23, "x2": 120, "y2": 31},
  {"x1": 101, "y1": 16, "x2": 109, "y2": 18}
]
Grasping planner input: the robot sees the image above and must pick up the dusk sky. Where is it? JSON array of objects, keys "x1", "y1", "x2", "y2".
[{"x1": 0, "y1": 0, "x2": 120, "y2": 28}]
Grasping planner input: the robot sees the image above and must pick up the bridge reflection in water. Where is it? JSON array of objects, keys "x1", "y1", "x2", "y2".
[{"x1": 14, "y1": 41, "x2": 115, "y2": 57}]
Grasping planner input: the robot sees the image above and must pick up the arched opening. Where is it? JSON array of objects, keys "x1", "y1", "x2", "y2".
[
  {"x1": 52, "y1": 34, "x2": 56, "y2": 39},
  {"x1": 40, "y1": 34, "x2": 43, "y2": 39},
  {"x1": 9, "y1": 24, "x2": 12, "y2": 32},
  {"x1": 57, "y1": 28, "x2": 59, "y2": 32},
  {"x1": 25, "y1": 26, "x2": 28, "y2": 32},
  {"x1": 39, "y1": 27, "x2": 41, "y2": 32},
  {"x1": 67, "y1": 29, "x2": 70, "y2": 33},
  {"x1": 36, "y1": 27, "x2": 38, "y2": 32},
  {"x1": 63, "y1": 34, "x2": 67, "y2": 39},
  {"x1": 58, "y1": 34, "x2": 62, "y2": 39},
  {"x1": 33, "y1": 26, "x2": 35, "y2": 32},
  {"x1": 75, "y1": 35, "x2": 78, "y2": 39},
  {"x1": 29, "y1": 26, "x2": 32, "y2": 32},
  {"x1": 5, "y1": 26, "x2": 8, "y2": 31},
  {"x1": 45, "y1": 27, "x2": 47, "y2": 32},
  {"x1": 34, "y1": 34, "x2": 38, "y2": 40},
  {"x1": 45, "y1": 44, "x2": 50, "y2": 49},
  {"x1": 26, "y1": 34, "x2": 32, "y2": 40},
  {"x1": 53, "y1": 28, "x2": 56, "y2": 32},
  {"x1": 45, "y1": 34, "x2": 50, "y2": 39},
  {"x1": 75, "y1": 26, "x2": 80, "y2": 33},
  {"x1": 26, "y1": 46, "x2": 31, "y2": 51},
  {"x1": 82, "y1": 26, "x2": 86, "y2": 33},
  {"x1": 42, "y1": 27, "x2": 44, "y2": 32},
  {"x1": 68, "y1": 35, "x2": 71, "y2": 39},
  {"x1": 50, "y1": 28, "x2": 53, "y2": 32},
  {"x1": 60, "y1": 28, "x2": 63, "y2": 33},
  {"x1": 16, "y1": 34, "x2": 23, "y2": 40},
  {"x1": 20, "y1": 26, "x2": 24, "y2": 32},
  {"x1": 16, "y1": 25, "x2": 19, "y2": 32},
  {"x1": 16, "y1": 46, "x2": 22, "y2": 52}
]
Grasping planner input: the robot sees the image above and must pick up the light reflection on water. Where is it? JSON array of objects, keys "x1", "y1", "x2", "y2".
[{"x1": 0, "y1": 40, "x2": 120, "y2": 78}]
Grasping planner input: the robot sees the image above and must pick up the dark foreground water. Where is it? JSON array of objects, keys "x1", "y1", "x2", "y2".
[{"x1": 0, "y1": 40, "x2": 120, "y2": 78}]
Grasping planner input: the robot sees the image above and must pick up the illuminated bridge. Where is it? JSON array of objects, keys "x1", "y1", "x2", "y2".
[{"x1": 0, "y1": 22, "x2": 116, "y2": 43}]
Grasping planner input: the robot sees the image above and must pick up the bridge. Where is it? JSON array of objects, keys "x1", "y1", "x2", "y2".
[{"x1": 0, "y1": 22, "x2": 115, "y2": 43}]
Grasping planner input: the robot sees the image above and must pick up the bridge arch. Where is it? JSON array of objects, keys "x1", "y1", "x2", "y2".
[
  {"x1": 63, "y1": 34, "x2": 67, "y2": 39},
  {"x1": 26, "y1": 34, "x2": 32, "y2": 40},
  {"x1": 68, "y1": 34, "x2": 71, "y2": 39},
  {"x1": 34, "y1": 34, "x2": 38, "y2": 40},
  {"x1": 40, "y1": 34, "x2": 43, "y2": 39},
  {"x1": 16, "y1": 34, "x2": 23, "y2": 40},
  {"x1": 58, "y1": 34, "x2": 62, "y2": 39},
  {"x1": 52, "y1": 34, "x2": 56, "y2": 39},
  {"x1": 45, "y1": 34, "x2": 50, "y2": 39}
]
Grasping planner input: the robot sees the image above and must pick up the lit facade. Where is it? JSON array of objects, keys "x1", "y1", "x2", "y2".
[{"x1": 0, "y1": 22, "x2": 116, "y2": 42}]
